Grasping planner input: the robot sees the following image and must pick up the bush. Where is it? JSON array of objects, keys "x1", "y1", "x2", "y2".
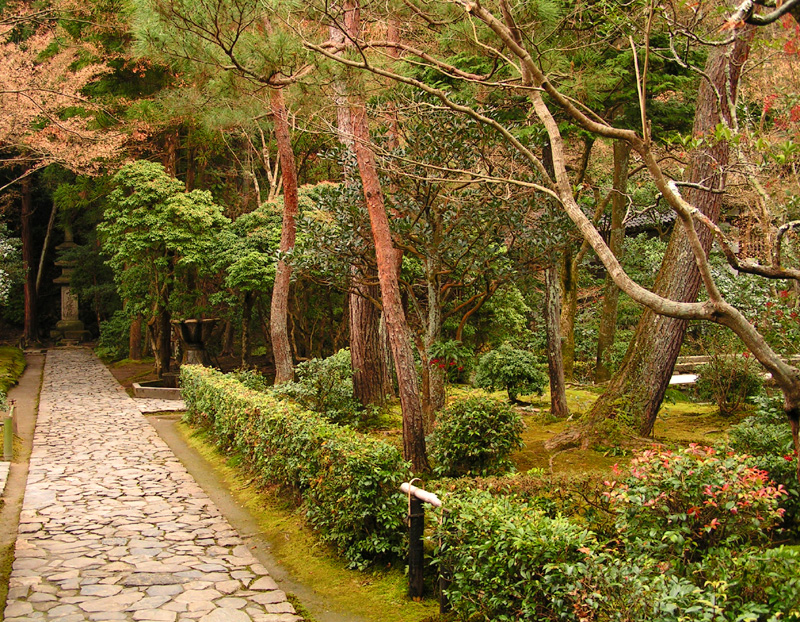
[
  {"x1": 695, "y1": 352, "x2": 763, "y2": 417},
  {"x1": 228, "y1": 368, "x2": 271, "y2": 393},
  {"x1": 180, "y1": 365, "x2": 408, "y2": 568},
  {"x1": 730, "y1": 394, "x2": 800, "y2": 536},
  {"x1": 427, "y1": 339, "x2": 473, "y2": 383},
  {"x1": 605, "y1": 444, "x2": 786, "y2": 561},
  {"x1": 435, "y1": 491, "x2": 602, "y2": 622},
  {"x1": 435, "y1": 488, "x2": 800, "y2": 622},
  {"x1": 473, "y1": 343, "x2": 547, "y2": 403},
  {"x1": 95, "y1": 310, "x2": 130, "y2": 361},
  {"x1": 273, "y1": 349, "x2": 362, "y2": 426},
  {"x1": 429, "y1": 395, "x2": 523, "y2": 477}
]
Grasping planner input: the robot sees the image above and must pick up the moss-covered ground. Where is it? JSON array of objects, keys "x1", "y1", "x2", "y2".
[{"x1": 0, "y1": 346, "x2": 25, "y2": 396}]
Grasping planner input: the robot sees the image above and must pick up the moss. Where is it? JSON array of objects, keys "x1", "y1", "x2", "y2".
[
  {"x1": 178, "y1": 423, "x2": 438, "y2": 622},
  {"x1": 0, "y1": 347, "x2": 25, "y2": 396}
]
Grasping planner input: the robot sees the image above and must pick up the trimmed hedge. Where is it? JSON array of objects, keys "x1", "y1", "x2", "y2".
[{"x1": 180, "y1": 365, "x2": 409, "y2": 568}]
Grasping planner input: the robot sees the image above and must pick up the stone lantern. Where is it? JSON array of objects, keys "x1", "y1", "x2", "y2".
[{"x1": 50, "y1": 228, "x2": 90, "y2": 343}]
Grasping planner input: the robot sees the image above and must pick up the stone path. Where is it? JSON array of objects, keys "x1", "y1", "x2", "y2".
[{"x1": 4, "y1": 348, "x2": 301, "y2": 622}]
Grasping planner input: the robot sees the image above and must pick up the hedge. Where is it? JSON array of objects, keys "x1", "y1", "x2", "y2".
[{"x1": 180, "y1": 365, "x2": 409, "y2": 568}]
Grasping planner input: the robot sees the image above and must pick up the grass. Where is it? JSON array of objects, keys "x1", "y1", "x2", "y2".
[
  {"x1": 0, "y1": 346, "x2": 25, "y2": 397},
  {"x1": 178, "y1": 422, "x2": 439, "y2": 622}
]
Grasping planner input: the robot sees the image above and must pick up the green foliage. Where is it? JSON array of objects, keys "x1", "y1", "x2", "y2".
[
  {"x1": 473, "y1": 343, "x2": 546, "y2": 403},
  {"x1": 228, "y1": 368, "x2": 271, "y2": 393},
  {"x1": 427, "y1": 340, "x2": 472, "y2": 383},
  {"x1": 99, "y1": 160, "x2": 230, "y2": 318},
  {"x1": 434, "y1": 491, "x2": 602, "y2": 622},
  {"x1": 273, "y1": 349, "x2": 362, "y2": 426},
  {"x1": 730, "y1": 394, "x2": 800, "y2": 536},
  {"x1": 606, "y1": 444, "x2": 787, "y2": 561},
  {"x1": 695, "y1": 353, "x2": 763, "y2": 417},
  {"x1": 180, "y1": 365, "x2": 408, "y2": 569},
  {"x1": 95, "y1": 310, "x2": 131, "y2": 361},
  {"x1": 0, "y1": 224, "x2": 22, "y2": 307},
  {"x1": 434, "y1": 451, "x2": 800, "y2": 622},
  {"x1": 429, "y1": 395, "x2": 523, "y2": 477}
]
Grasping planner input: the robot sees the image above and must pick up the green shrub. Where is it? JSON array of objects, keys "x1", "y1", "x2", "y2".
[
  {"x1": 435, "y1": 491, "x2": 602, "y2": 622},
  {"x1": 428, "y1": 340, "x2": 473, "y2": 383},
  {"x1": 95, "y1": 310, "x2": 131, "y2": 361},
  {"x1": 229, "y1": 368, "x2": 271, "y2": 393},
  {"x1": 273, "y1": 349, "x2": 362, "y2": 426},
  {"x1": 730, "y1": 394, "x2": 800, "y2": 536},
  {"x1": 473, "y1": 343, "x2": 546, "y2": 403},
  {"x1": 435, "y1": 488, "x2": 800, "y2": 622},
  {"x1": 429, "y1": 395, "x2": 523, "y2": 477},
  {"x1": 180, "y1": 365, "x2": 408, "y2": 568},
  {"x1": 695, "y1": 353, "x2": 763, "y2": 417},
  {"x1": 606, "y1": 444, "x2": 787, "y2": 561}
]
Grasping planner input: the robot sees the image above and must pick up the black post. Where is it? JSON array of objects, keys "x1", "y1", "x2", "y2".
[
  {"x1": 438, "y1": 510, "x2": 451, "y2": 614},
  {"x1": 408, "y1": 496, "x2": 425, "y2": 600}
]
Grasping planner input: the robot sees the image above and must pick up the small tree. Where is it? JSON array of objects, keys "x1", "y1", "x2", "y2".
[
  {"x1": 100, "y1": 160, "x2": 229, "y2": 375},
  {"x1": 474, "y1": 343, "x2": 547, "y2": 404}
]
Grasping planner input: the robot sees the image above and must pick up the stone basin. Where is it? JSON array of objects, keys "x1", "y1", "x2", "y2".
[{"x1": 132, "y1": 375, "x2": 182, "y2": 400}]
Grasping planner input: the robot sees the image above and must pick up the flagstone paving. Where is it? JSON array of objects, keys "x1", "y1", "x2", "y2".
[{"x1": 4, "y1": 348, "x2": 301, "y2": 622}]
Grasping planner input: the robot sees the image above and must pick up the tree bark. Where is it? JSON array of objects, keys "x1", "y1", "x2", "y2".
[
  {"x1": 21, "y1": 178, "x2": 36, "y2": 344},
  {"x1": 269, "y1": 87, "x2": 299, "y2": 384},
  {"x1": 129, "y1": 315, "x2": 143, "y2": 361},
  {"x1": 595, "y1": 140, "x2": 630, "y2": 383},
  {"x1": 349, "y1": 269, "x2": 390, "y2": 406},
  {"x1": 559, "y1": 246, "x2": 578, "y2": 381},
  {"x1": 545, "y1": 263, "x2": 569, "y2": 417},
  {"x1": 331, "y1": 8, "x2": 393, "y2": 408},
  {"x1": 575, "y1": 32, "x2": 754, "y2": 441},
  {"x1": 221, "y1": 319, "x2": 235, "y2": 357},
  {"x1": 241, "y1": 291, "x2": 253, "y2": 368},
  {"x1": 157, "y1": 304, "x2": 171, "y2": 377},
  {"x1": 35, "y1": 200, "x2": 57, "y2": 297},
  {"x1": 351, "y1": 103, "x2": 429, "y2": 473}
]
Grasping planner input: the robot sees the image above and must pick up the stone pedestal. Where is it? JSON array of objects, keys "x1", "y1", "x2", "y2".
[
  {"x1": 172, "y1": 319, "x2": 218, "y2": 367},
  {"x1": 50, "y1": 233, "x2": 91, "y2": 343}
]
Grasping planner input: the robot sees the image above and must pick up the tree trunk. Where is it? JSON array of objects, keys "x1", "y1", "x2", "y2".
[
  {"x1": 21, "y1": 178, "x2": 36, "y2": 344},
  {"x1": 269, "y1": 87, "x2": 299, "y2": 384},
  {"x1": 595, "y1": 140, "x2": 630, "y2": 383},
  {"x1": 331, "y1": 11, "x2": 392, "y2": 407},
  {"x1": 426, "y1": 260, "x2": 446, "y2": 416},
  {"x1": 157, "y1": 304, "x2": 171, "y2": 377},
  {"x1": 559, "y1": 246, "x2": 578, "y2": 381},
  {"x1": 351, "y1": 102, "x2": 429, "y2": 473},
  {"x1": 350, "y1": 269, "x2": 390, "y2": 407},
  {"x1": 129, "y1": 315, "x2": 143, "y2": 361},
  {"x1": 241, "y1": 291, "x2": 253, "y2": 368},
  {"x1": 559, "y1": 32, "x2": 754, "y2": 445},
  {"x1": 545, "y1": 263, "x2": 569, "y2": 417},
  {"x1": 35, "y1": 200, "x2": 57, "y2": 297},
  {"x1": 221, "y1": 319, "x2": 235, "y2": 357}
]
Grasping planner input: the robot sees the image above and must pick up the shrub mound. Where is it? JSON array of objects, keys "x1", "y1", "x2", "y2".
[
  {"x1": 473, "y1": 343, "x2": 546, "y2": 403},
  {"x1": 180, "y1": 365, "x2": 408, "y2": 568},
  {"x1": 429, "y1": 395, "x2": 523, "y2": 477}
]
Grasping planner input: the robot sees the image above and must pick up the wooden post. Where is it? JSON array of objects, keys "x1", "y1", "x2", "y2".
[{"x1": 408, "y1": 496, "x2": 425, "y2": 599}]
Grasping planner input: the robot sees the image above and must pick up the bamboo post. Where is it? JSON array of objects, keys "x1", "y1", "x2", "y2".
[{"x1": 3, "y1": 404, "x2": 14, "y2": 461}]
